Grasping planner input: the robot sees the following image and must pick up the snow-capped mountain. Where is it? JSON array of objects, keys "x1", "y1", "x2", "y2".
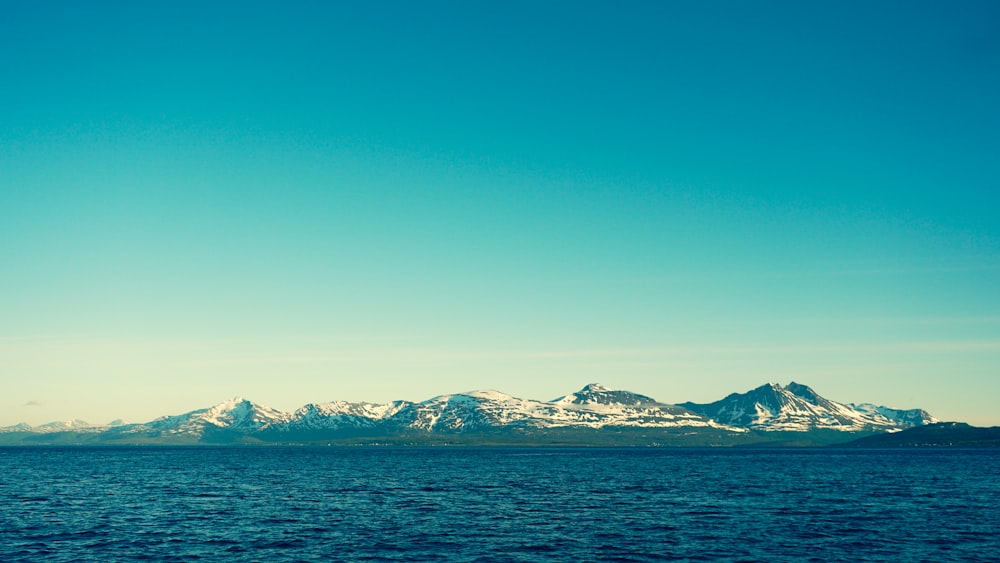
[
  {"x1": 283, "y1": 400, "x2": 412, "y2": 431},
  {"x1": 31, "y1": 420, "x2": 101, "y2": 433},
  {"x1": 0, "y1": 419, "x2": 132, "y2": 434},
  {"x1": 124, "y1": 397, "x2": 291, "y2": 437},
  {"x1": 849, "y1": 403, "x2": 938, "y2": 427},
  {"x1": 678, "y1": 382, "x2": 933, "y2": 432}
]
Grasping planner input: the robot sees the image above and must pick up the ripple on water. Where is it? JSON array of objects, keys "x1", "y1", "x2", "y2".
[{"x1": 0, "y1": 447, "x2": 998, "y2": 562}]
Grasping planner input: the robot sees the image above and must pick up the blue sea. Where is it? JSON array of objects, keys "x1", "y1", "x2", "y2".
[{"x1": 1, "y1": 447, "x2": 998, "y2": 562}]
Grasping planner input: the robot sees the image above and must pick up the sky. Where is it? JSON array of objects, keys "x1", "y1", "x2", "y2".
[{"x1": 2, "y1": 1, "x2": 999, "y2": 427}]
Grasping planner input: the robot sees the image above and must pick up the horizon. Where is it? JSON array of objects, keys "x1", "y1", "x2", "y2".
[{"x1": 3, "y1": 2, "x2": 999, "y2": 428}]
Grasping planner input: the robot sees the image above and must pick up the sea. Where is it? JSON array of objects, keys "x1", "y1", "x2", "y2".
[{"x1": 1, "y1": 447, "x2": 998, "y2": 562}]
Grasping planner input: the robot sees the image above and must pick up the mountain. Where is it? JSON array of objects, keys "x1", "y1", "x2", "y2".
[
  {"x1": 282, "y1": 399, "x2": 412, "y2": 432},
  {"x1": 849, "y1": 403, "x2": 937, "y2": 427},
  {"x1": 0, "y1": 382, "x2": 939, "y2": 446},
  {"x1": 678, "y1": 382, "x2": 936, "y2": 432},
  {"x1": 842, "y1": 422, "x2": 1000, "y2": 447},
  {"x1": 34, "y1": 419, "x2": 100, "y2": 433},
  {"x1": 122, "y1": 397, "x2": 291, "y2": 438}
]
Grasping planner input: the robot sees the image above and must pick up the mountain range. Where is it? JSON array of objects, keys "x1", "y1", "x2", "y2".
[
  {"x1": 677, "y1": 382, "x2": 935, "y2": 432},
  {"x1": 0, "y1": 382, "x2": 940, "y2": 446}
]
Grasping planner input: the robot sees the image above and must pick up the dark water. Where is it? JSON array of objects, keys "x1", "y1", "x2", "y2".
[{"x1": 1, "y1": 447, "x2": 998, "y2": 562}]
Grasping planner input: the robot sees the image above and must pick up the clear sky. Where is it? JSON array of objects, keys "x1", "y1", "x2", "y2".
[{"x1": 2, "y1": 1, "x2": 999, "y2": 427}]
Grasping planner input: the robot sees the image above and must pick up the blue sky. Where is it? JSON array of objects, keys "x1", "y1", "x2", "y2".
[{"x1": 2, "y1": 1, "x2": 999, "y2": 426}]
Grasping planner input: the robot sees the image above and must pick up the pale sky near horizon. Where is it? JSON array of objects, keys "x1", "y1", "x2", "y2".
[{"x1": 2, "y1": 1, "x2": 999, "y2": 427}]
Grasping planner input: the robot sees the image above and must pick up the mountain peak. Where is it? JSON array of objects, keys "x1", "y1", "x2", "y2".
[
  {"x1": 165, "y1": 397, "x2": 292, "y2": 432},
  {"x1": 784, "y1": 381, "x2": 819, "y2": 399},
  {"x1": 553, "y1": 383, "x2": 665, "y2": 411},
  {"x1": 680, "y1": 383, "x2": 932, "y2": 432},
  {"x1": 38, "y1": 419, "x2": 92, "y2": 430},
  {"x1": 465, "y1": 389, "x2": 517, "y2": 401},
  {"x1": 220, "y1": 396, "x2": 250, "y2": 407},
  {"x1": 747, "y1": 382, "x2": 783, "y2": 394}
]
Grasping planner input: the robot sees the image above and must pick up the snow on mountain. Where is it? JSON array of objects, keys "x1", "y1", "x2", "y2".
[
  {"x1": 0, "y1": 419, "x2": 123, "y2": 434},
  {"x1": 850, "y1": 403, "x2": 938, "y2": 426},
  {"x1": 544, "y1": 383, "x2": 734, "y2": 428},
  {"x1": 34, "y1": 419, "x2": 99, "y2": 433},
  {"x1": 555, "y1": 383, "x2": 652, "y2": 407},
  {"x1": 678, "y1": 382, "x2": 933, "y2": 432},
  {"x1": 124, "y1": 397, "x2": 290, "y2": 437},
  {"x1": 405, "y1": 392, "x2": 534, "y2": 431},
  {"x1": 283, "y1": 400, "x2": 413, "y2": 431},
  {"x1": 0, "y1": 422, "x2": 35, "y2": 433}
]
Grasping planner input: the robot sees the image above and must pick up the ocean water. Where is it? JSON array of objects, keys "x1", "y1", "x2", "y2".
[{"x1": 1, "y1": 447, "x2": 998, "y2": 562}]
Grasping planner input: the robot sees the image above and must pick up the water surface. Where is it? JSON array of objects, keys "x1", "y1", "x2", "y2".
[{"x1": 1, "y1": 447, "x2": 997, "y2": 561}]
